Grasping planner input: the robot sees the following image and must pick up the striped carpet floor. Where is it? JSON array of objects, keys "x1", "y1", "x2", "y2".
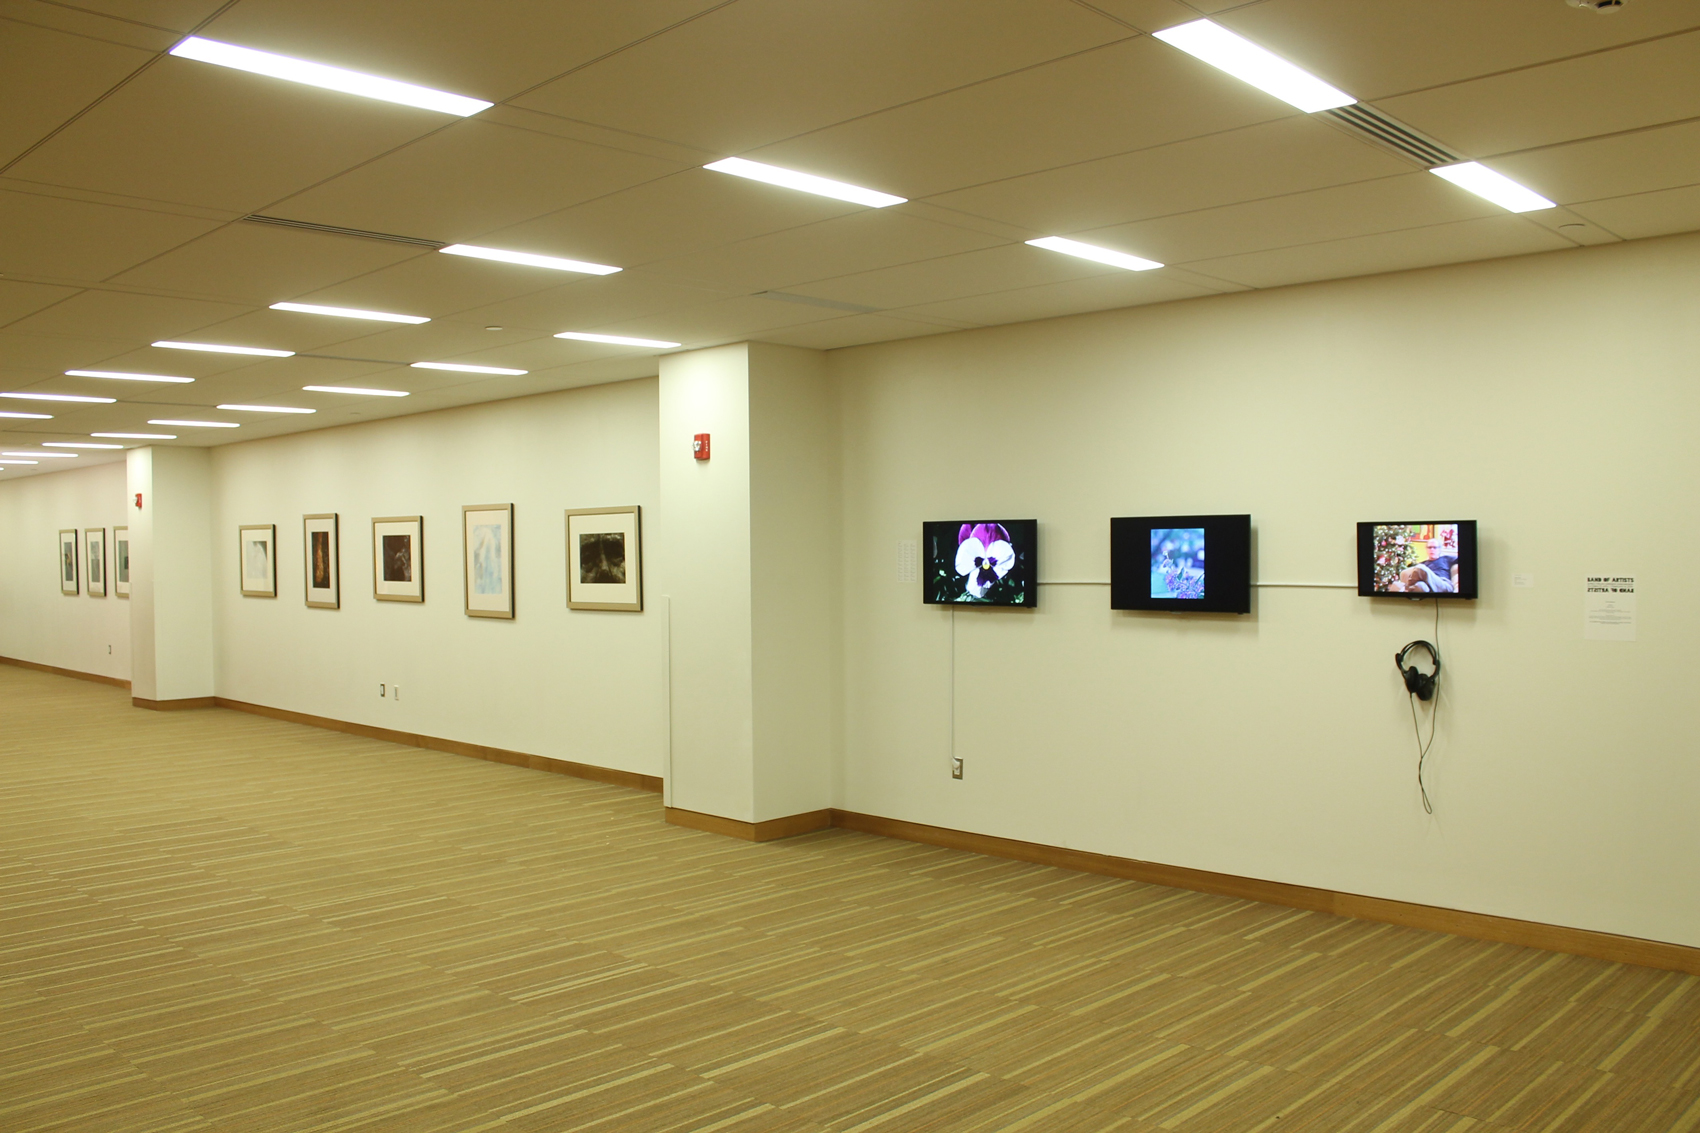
[{"x1": 2, "y1": 666, "x2": 1697, "y2": 1133}]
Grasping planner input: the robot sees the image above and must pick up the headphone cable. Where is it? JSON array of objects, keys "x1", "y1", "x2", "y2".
[{"x1": 1409, "y1": 596, "x2": 1441, "y2": 814}]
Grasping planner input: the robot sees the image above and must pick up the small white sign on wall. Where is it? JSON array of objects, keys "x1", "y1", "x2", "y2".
[
  {"x1": 896, "y1": 539, "x2": 917, "y2": 584},
  {"x1": 1584, "y1": 575, "x2": 1636, "y2": 641}
]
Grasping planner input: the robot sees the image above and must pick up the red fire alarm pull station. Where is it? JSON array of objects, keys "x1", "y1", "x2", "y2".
[
  {"x1": 693, "y1": 433, "x2": 711, "y2": 461},
  {"x1": 134, "y1": 493, "x2": 143, "y2": 509}
]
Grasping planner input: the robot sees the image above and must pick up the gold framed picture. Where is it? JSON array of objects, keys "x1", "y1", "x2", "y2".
[
  {"x1": 566, "y1": 506, "x2": 641, "y2": 612},
  {"x1": 373, "y1": 516, "x2": 423, "y2": 602},
  {"x1": 239, "y1": 524, "x2": 277, "y2": 597},
  {"x1": 304, "y1": 513, "x2": 339, "y2": 609},
  {"x1": 462, "y1": 504, "x2": 514, "y2": 619}
]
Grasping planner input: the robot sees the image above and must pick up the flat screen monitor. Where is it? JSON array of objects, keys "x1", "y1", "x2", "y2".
[
  {"x1": 1111, "y1": 514, "x2": 1251, "y2": 614},
  {"x1": 1357, "y1": 521, "x2": 1478, "y2": 598},
  {"x1": 923, "y1": 520, "x2": 1037, "y2": 607}
]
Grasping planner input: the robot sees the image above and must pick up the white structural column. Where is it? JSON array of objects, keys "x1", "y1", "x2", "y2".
[
  {"x1": 657, "y1": 343, "x2": 840, "y2": 829},
  {"x1": 126, "y1": 446, "x2": 215, "y2": 704}
]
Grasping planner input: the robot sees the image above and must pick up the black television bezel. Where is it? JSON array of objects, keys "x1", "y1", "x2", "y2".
[
  {"x1": 1111, "y1": 514, "x2": 1252, "y2": 614},
  {"x1": 921, "y1": 519, "x2": 1038, "y2": 608},
  {"x1": 1356, "y1": 520, "x2": 1479, "y2": 599}
]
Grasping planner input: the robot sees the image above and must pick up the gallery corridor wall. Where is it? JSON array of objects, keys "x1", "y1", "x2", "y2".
[
  {"x1": 829, "y1": 230, "x2": 1700, "y2": 949},
  {"x1": 209, "y1": 378, "x2": 666, "y2": 778},
  {"x1": 0, "y1": 459, "x2": 130, "y2": 682}
]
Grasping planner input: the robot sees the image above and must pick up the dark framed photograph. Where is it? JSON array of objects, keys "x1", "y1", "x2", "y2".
[
  {"x1": 113, "y1": 526, "x2": 130, "y2": 598},
  {"x1": 85, "y1": 528, "x2": 107, "y2": 598},
  {"x1": 304, "y1": 513, "x2": 339, "y2": 609},
  {"x1": 373, "y1": 516, "x2": 423, "y2": 602},
  {"x1": 463, "y1": 504, "x2": 514, "y2": 619},
  {"x1": 566, "y1": 506, "x2": 641, "y2": 611},
  {"x1": 59, "y1": 529, "x2": 78, "y2": 595},
  {"x1": 239, "y1": 524, "x2": 277, "y2": 597}
]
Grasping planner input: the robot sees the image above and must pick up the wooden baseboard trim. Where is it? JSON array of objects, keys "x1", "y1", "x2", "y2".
[
  {"x1": 666, "y1": 807, "x2": 833, "y2": 842},
  {"x1": 828, "y1": 810, "x2": 1700, "y2": 976},
  {"x1": 132, "y1": 695, "x2": 215, "y2": 710},
  {"x1": 0, "y1": 655, "x2": 131, "y2": 690},
  {"x1": 212, "y1": 697, "x2": 663, "y2": 794}
]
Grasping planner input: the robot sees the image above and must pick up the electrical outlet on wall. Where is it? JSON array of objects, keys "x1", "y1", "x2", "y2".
[
  {"x1": 392, "y1": 685, "x2": 400, "y2": 702},
  {"x1": 379, "y1": 683, "x2": 386, "y2": 698},
  {"x1": 951, "y1": 756, "x2": 963, "y2": 780}
]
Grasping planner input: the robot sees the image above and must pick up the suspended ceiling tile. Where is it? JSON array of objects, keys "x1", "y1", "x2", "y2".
[
  {"x1": 1490, "y1": 121, "x2": 1700, "y2": 208},
  {"x1": 0, "y1": 188, "x2": 219, "y2": 279},
  {"x1": 295, "y1": 253, "x2": 576, "y2": 320},
  {"x1": 270, "y1": 119, "x2": 685, "y2": 243},
  {"x1": 7, "y1": 289, "x2": 250, "y2": 343},
  {"x1": 1567, "y1": 185, "x2": 1700, "y2": 241},
  {"x1": 929, "y1": 116, "x2": 1411, "y2": 238},
  {"x1": 1217, "y1": 0, "x2": 1700, "y2": 102},
  {"x1": 173, "y1": 307, "x2": 419, "y2": 356},
  {"x1": 58, "y1": 1, "x2": 231, "y2": 33},
  {"x1": 0, "y1": 280, "x2": 81, "y2": 327},
  {"x1": 198, "y1": 0, "x2": 727, "y2": 104},
  {"x1": 895, "y1": 269, "x2": 1221, "y2": 328},
  {"x1": 490, "y1": 169, "x2": 867, "y2": 271},
  {"x1": 1075, "y1": 0, "x2": 1202, "y2": 33},
  {"x1": 109, "y1": 222, "x2": 428, "y2": 304},
  {"x1": 1180, "y1": 214, "x2": 1573, "y2": 290},
  {"x1": 454, "y1": 274, "x2": 734, "y2": 337},
  {"x1": 512, "y1": 0, "x2": 1129, "y2": 154},
  {"x1": 641, "y1": 209, "x2": 1007, "y2": 295},
  {"x1": 0, "y1": 16, "x2": 155, "y2": 167},
  {"x1": 1083, "y1": 171, "x2": 1501, "y2": 265},
  {"x1": 593, "y1": 295, "x2": 845, "y2": 345},
  {"x1": 748, "y1": 38, "x2": 1294, "y2": 201},
  {"x1": 1374, "y1": 31, "x2": 1700, "y2": 158},
  {"x1": 758, "y1": 314, "x2": 960, "y2": 351},
  {"x1": 0, "y1": 329, "x2": 146, "y2": 371},
  {"x1": 296, "y1": 320, "x2": 555, "y2": 365},
  {"x1": 6, "y1": 56, "x2": 450, "y2": 213},
  {"x1": 796, "y1": 243, "x2": 1125, "y2": 311}
]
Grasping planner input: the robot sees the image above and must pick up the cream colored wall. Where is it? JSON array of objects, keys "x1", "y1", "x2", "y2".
[
  {"x1": 831, "y1": 231, "x2": 1700, "y2": 949},
  {"x1": 0, "y1": 460, "x2": 130, "y2": 681},
  {"x1": 210, "y1": 378, "x2": 665, "y2": 777}
]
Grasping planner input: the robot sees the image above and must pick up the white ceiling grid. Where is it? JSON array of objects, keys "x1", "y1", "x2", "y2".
[{"x1": 2, "y1": 0, "x2": 1698, "y2": 475}]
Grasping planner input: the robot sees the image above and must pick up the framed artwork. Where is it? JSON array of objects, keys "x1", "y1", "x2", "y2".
[
  {"x1": 239, "y1": 524, "x2": 277, "y2": 597},
  {"x1": 85, "y1": 528, "x2": 107, "y2": 598},
  {"x1": 566, "y1": 506, "x2": 642, "y2": 611},
  {"x1": 113, "y1": 526, "x2": 130, "y2": 598},
  {"x1": 462, "y1": 504, "x2": 514, "y2": 619},
  {"x1": 303, "y1": 513, "x2": 339, "y2": 609},
  {"x1": 373, "y1": 516, "x2": 423, "y2": 602},
  {"x1": 59, "y1": 529, "x2": 78, "y2": 595}
]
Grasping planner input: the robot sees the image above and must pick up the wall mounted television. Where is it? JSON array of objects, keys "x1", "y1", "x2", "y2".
[
  {"x1": 1111, "y1": 514, "x2": 1251, "y2": 614},
  {"x1": 1357, "y1": 521, "x2": 1478, "y2": 598},
  {"x1": 923, "y1": 520, "x2": 1037, "y2": 607}
]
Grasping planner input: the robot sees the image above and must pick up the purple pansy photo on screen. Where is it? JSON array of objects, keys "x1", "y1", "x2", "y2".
[{"x1": 922, "y1": 519, "x2": 1036, "y2": 606}]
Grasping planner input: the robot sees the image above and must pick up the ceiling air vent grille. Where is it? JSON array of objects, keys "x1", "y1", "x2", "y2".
[
  {"x1": 242, "y1": 214, "x2": 446, "y2": 249},
  {"x1": 1323, "y1": 104, "x2": 1463, "y2": 169}
]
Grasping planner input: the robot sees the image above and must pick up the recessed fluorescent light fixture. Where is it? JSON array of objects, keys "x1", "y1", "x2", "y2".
[
  {"x1": 153, "y1": 341, "x2": 296, "y2": 357},
  {"x1": 65, "y1": 370, "x2": 195, "y2": 383},
  {"x1": 1429, "y1": 161, "x2": 1557, "y2": 213},
  {"x1": 94, "y1": 432, "x2": 176, "y2": 439},
  {"x1": 410, "y1": 361, "x2": 528, "y2": 375},
  {"x1": 148, "y1": 419, "x2": 240, "y2": 428},
  {"x1": 438, "y1": 244, "x2": 620, "y2": 275},
  {"x1": 269, "y1": 302, "x2": 430, "y2": 324},
  {"x1": 553, "y1": 331, "x2": 681, "y2": 349},
  {"x1": 168, "y1": 37, "x2": 492, "y2": 116},
  {"x1": 1025, "y1": 236, "x2": 1164, "y2": 272},
  {"x1": 0, "y1": 392, "x2": 117, "y2": 403},
  {"x1": 1152, "y1": 20, "x2": 1355, "y2": 113},
  {"x1": 43, "y1": 442, "x2": 123, "y2": 449},
  {"x1": 0, "y1": 411, "x2": 53, "y2": 419},
  {"x1": 302, "y1": 385, "x2": 410, "y2": 397},
  {"x1": 217, "y1": 404, "x2": 316, "y2": 414},
  {"x1": 4, "y1": 451, "x2": 76, "y2": 458},
  {"x1": 703, "y1": 157, "x2": 906, "y2": 208},
  {"x1": 0, "y1": 459, "x2": 39, "y2": 465}
]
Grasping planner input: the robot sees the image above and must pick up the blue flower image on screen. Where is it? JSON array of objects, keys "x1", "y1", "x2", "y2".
[{"x1": 1150, "y1": 528, "x2": 1206, "y2": 599}]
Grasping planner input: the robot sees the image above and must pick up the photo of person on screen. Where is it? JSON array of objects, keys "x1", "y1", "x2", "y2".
[{"x1": 1394, "y1": 555, "x2": 1459, "y2": 593}]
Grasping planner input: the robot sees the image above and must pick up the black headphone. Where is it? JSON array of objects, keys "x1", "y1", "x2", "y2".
[{"x1": 1395, "y1": 640, "x2": 1441, "y2": 701}]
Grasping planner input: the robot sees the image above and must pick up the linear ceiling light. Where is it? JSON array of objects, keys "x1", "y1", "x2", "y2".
[
  {"x1": 1025, "y1": 237, "x2": 1164, "y2": 272},
  {"x1": 168, "y1": 37, "x2": 492, "y2": 116},
  {"x1": 1, "y1": 391, "x2": 117, "y2": 403},
  {"x1": 153, "y1": 341, "x2": 295, "y2": 357},
  {"x1": 269, "y1": 302, "x2": 430, "y2": 324},
  {"x1": 1152, "y1": 20, "x2": 1355, "y2": 113},
  {"x1": 553, "y1": 331, "x2": 682, "y2": 349},
  {"x1": 703, "y1": 157, "x2": 906, "y2": 207},
  {"x1": 217, "y1": 404, "x2": 316, "y2": 414},
  {"x1": 4, "y1": 451, "x2": 76, "y2": 458},
  {"x1": 410, "y1": 361, "x2": 528, "y2": 375},
  {"x1": 65, "y1": 369, "x2": 195, "y2": 383},
  {"x1": 438, "y1": 244, "x2": 620, "y2": 275},
  {"x1": 0, "y1": 411, "x2": 53, "y2": 419},
  {"x1": 43, "y1": 442, "x2": 123, "y2": 449},
  {"x1": 302, "y1": 385, "x2": 410, "y2": 397},
  {"x1": 1429, "y1": 161, "x2": 1557, "y2": 213},
  {"x1": 148, "y1": 419, "x2": 240, "y2": 428},
  {"x1": 94, "y1": 432, "x2": 176, "y2": 439},
  {"x1": 0, "y1": 460, "x2": 39, "y2": 465}
]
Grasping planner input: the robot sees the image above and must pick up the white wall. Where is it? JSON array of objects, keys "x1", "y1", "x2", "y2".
[
  {"x1": 0, "y1": 460, "x2": 131, "y2": 681},
  {"x1": 210, "y1": 378, "x2": 666, "y2": 777},
  {"x1": 831, "y1": 230, "x2": 1700, "y2": 949}
]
